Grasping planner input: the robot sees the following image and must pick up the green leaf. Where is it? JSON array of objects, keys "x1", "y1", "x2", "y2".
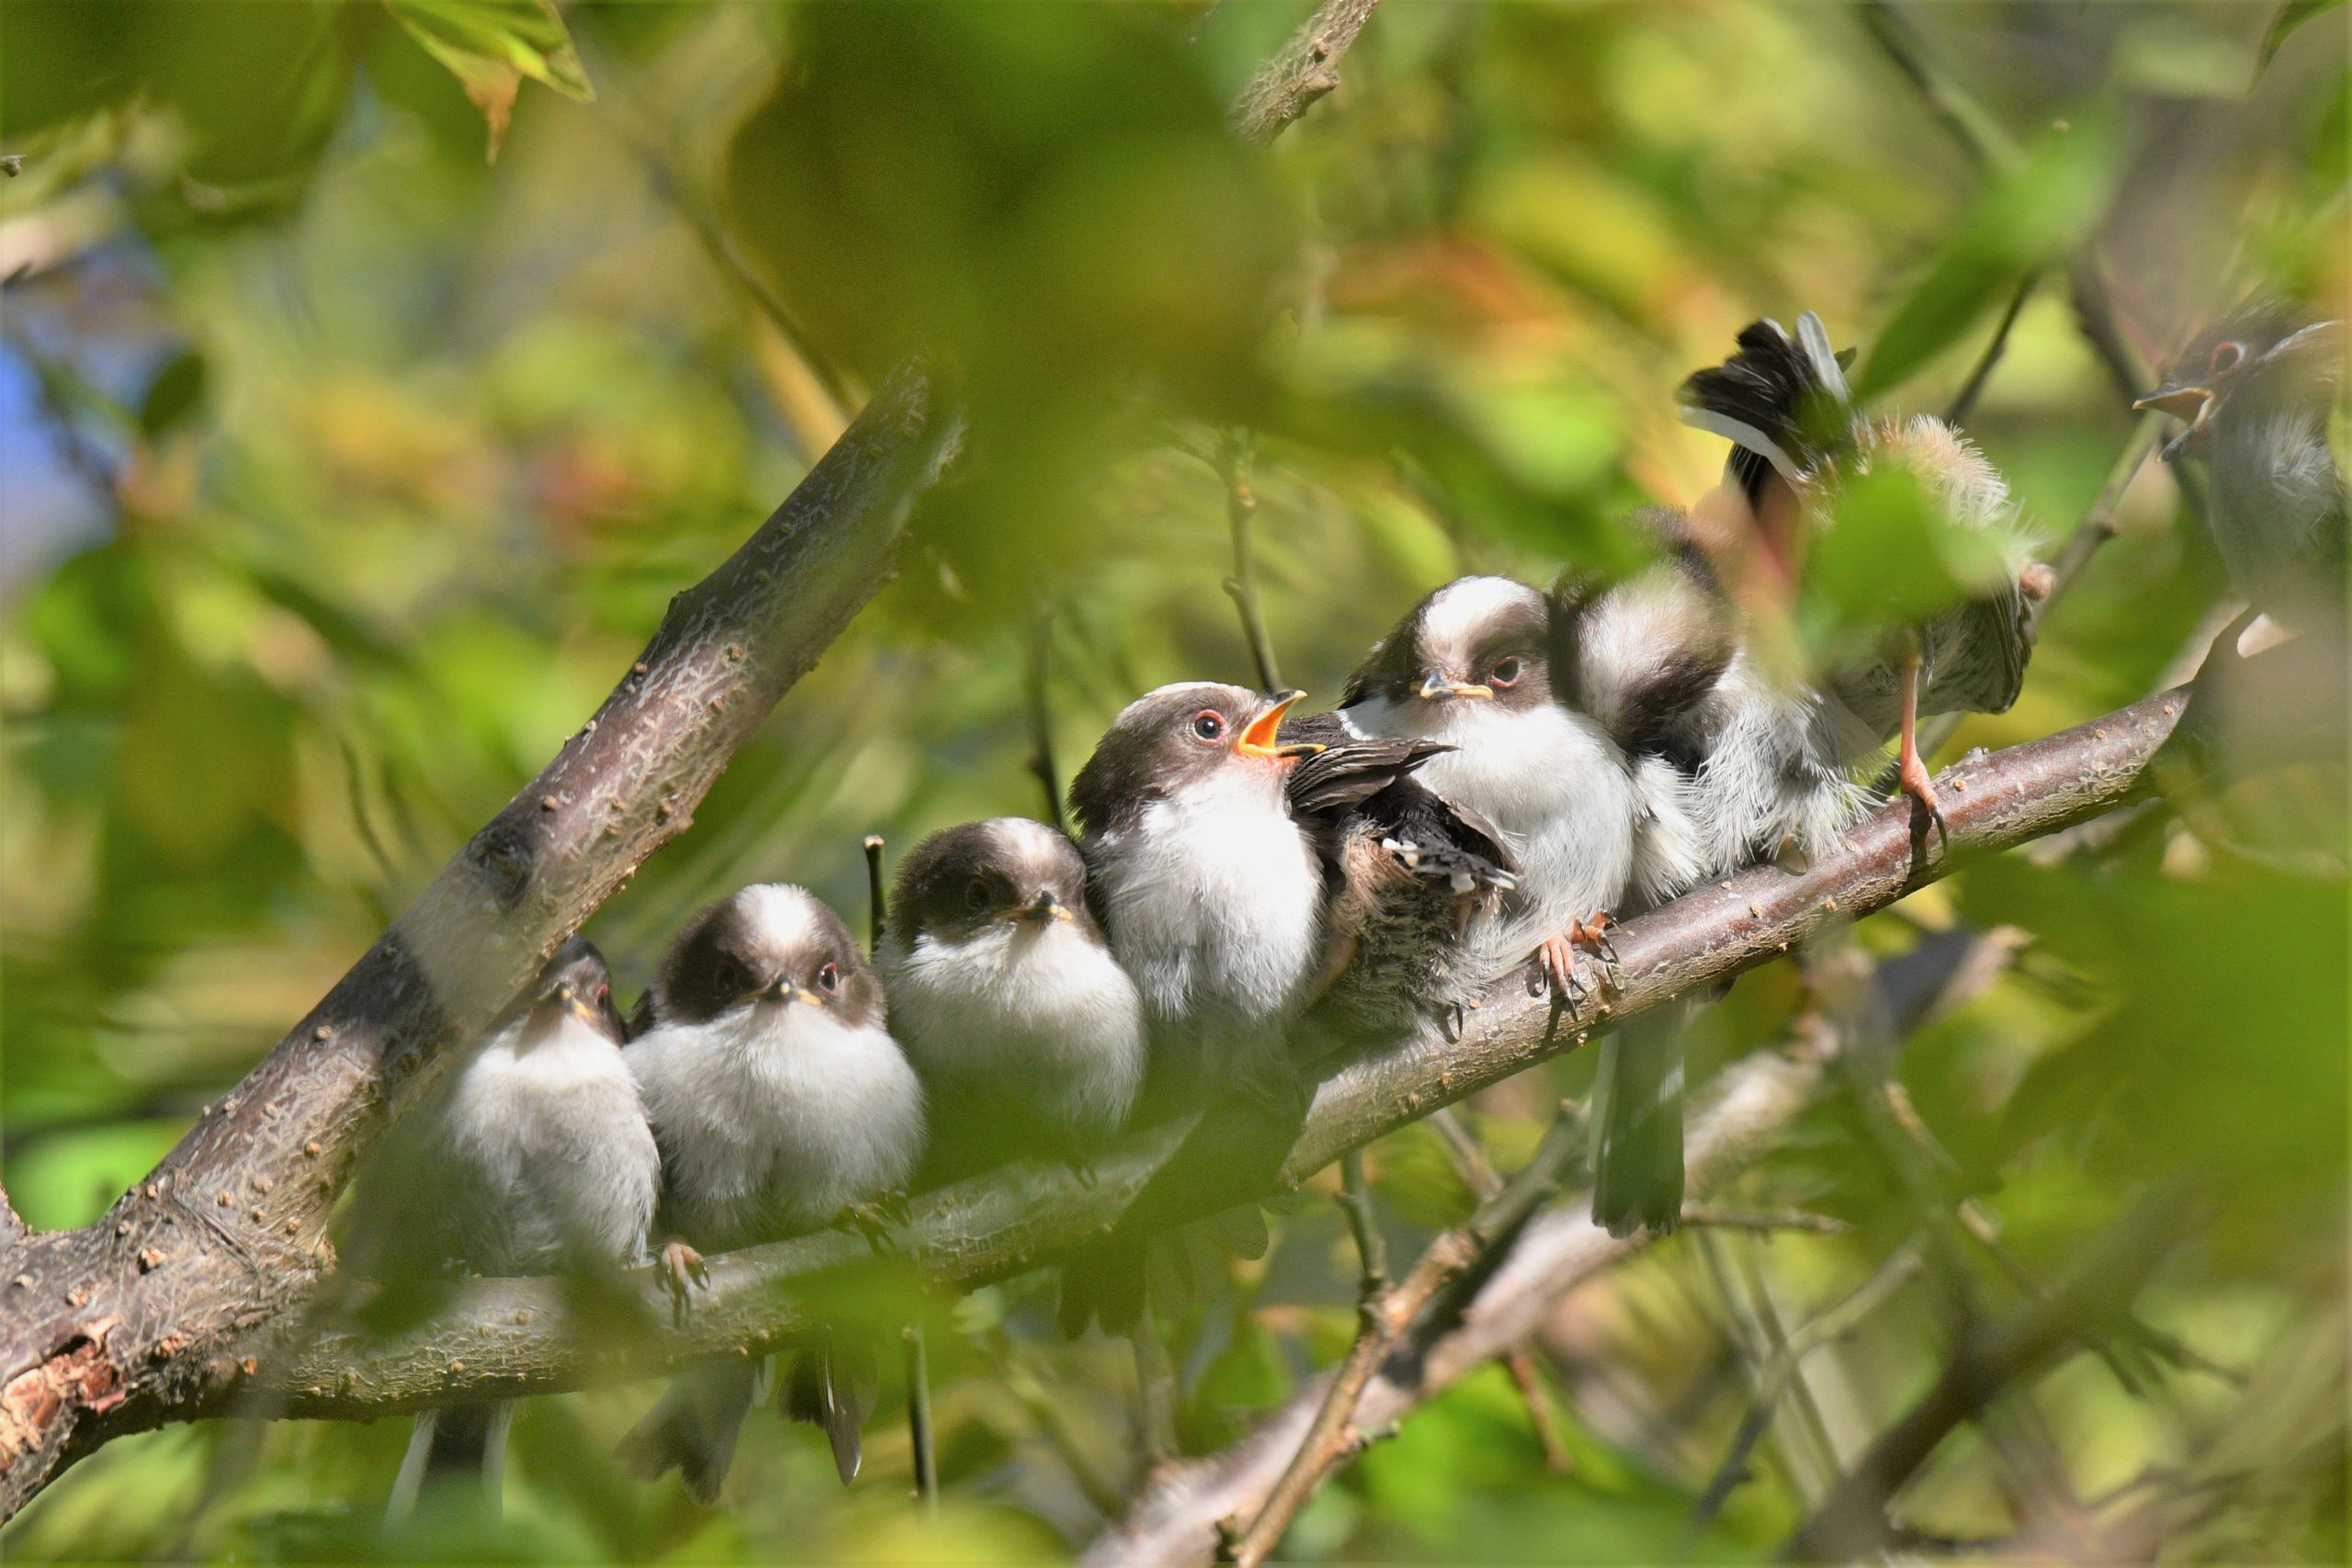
[
  {"x1": 2259, "y1": 0, "x2": 2343, "y2": 74},
  {"x1": 139, "y1": 350, "x2": 208, "y2": 440},
  {"x1": 385, "y1": 0, "x2": 593, "y2": 161},
  {"x1": 1855, "y1": 117, "x2": 2121, "y2": 403}
]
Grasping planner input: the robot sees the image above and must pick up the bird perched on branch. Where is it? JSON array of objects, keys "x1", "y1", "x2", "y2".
[
  {"x1": 617, "y1": 885, "x2": 925, "y2": 1503},
  {"x1": 878, "y1": 817, "x2": 1146, "y2": 1182},
  {"x1": 360, "y1": 937, "x2": 659, "y2": 1525},
  {"x1": 1057, "y1": 682, "x2": 1508, "y2": 1331},
  {"x1": 2138, "y1": 300, "x2": 2346, "y2": 637},
  {"x1": 1337, "y1": 570, "x2": 1728, "y2": 1238},
  {"x1": 1677, "y1": 310, "x2": 2046, "y2": 855}
]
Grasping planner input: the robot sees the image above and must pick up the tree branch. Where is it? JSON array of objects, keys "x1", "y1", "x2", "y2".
[
  {"x1": 0, "y1": 360, "x2": 962, "y2": 1519},
  {"x1": 1221, "y1": 1112, "x2": 1585, "y2": 1565},
  {"x1": 255, "y1": 680, "x2": 2192, "y2": 1428},
  {"x1": 1229, "y1": 0, "x2": 1384, "y2": 146}
]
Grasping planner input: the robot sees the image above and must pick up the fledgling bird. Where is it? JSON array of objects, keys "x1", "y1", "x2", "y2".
[
  {"x1": 1677, "y1": 310, "x2": 2045, "y2": 852},
  {"x1": 616, "y1": 885, "x2": 925, "y2": 1503},
  {"x1": 364, "y1": 937, "x2": 659, "y2": 1524},
  {"x1": 1059, "y1": 682, "x2": 1501, "y2": 1331},
  {"x1": 1337, "y1": 570, "x2": 1729, "y2": 1239},
  {"x1": 878, "y1": 817, "x2": 1147, "y2": 1180},
  {"x1": 2138, "y1": 301, "x2": 2346, "y2": 635},
  {"x1": 1337, "y1": 574, "x2": 1721, "y2": 993}
]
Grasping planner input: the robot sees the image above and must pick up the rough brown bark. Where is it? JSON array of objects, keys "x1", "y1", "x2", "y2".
[
  {"x1": 261, "y1": 682, "x2": 2189, "y2": 1425},
  {"x1": 0, "y1": 361, "x2": 962, "y2": 1519},
  {"x1": 1230, "y1": 0, "x2": 1384, "y2": 145}
]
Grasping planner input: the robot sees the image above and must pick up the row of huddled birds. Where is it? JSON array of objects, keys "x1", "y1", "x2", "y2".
[{"x1": 356, "y1": 303, "x2": 2343, "y2": 1517}]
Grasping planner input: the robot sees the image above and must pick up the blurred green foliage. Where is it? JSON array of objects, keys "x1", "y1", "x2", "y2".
[{"x1": 1, "y1": 1, "x2": 2345, "y2": 1562}]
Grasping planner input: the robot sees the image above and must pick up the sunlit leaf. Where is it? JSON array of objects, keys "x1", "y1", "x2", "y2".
[{"x1": 385, "y1": 0, "x2": 594, "y2": 161}]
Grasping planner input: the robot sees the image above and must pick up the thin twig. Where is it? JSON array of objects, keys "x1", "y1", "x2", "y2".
[
  {"x1": 904, "y1": 1322, "x2": 937, "y2": 1512},
  {"x1": 2050, "y1": 412, "x2": 2164, "y2": 599},
  {"x1": 1691, "y1": 1240, "x2": 1928, "y2": 1531},
  {"x1": 1216, "y1": 431, "x2": 1284, "y2": 693},
  {"x1": 1679, "y1": 1207, "x2": 1854, "y2": 1236},
  {"x1": 1944, "y1": 270, "x2": 2039, "y2": 425},
  {"x1": 1229, "y1": 0, "x2": 1384, "y2": 146},
  {"x1": 1501, "y1": 1343, "x2": 1573, "y2": 1473},
  {"x1": 1785, "y1": 1199, "x2": 2186, "y2": 1561},
  {"x1": 1336, "y1": 1149, "x2": 1387, "y2": 1293},
  {"x1": 1134, "y1": 1301, "x2": 1181, "y2": 1472},
  {"x1": 1426, "y1": 1106, "x2": 1501, "y2": 1201},
  {"x1": 1026, "y1": 606, "x2": 1071, "y2": 835},
  {"x1": 1223, "y1": 1111, "x2": 1585, "y2": 1566}
]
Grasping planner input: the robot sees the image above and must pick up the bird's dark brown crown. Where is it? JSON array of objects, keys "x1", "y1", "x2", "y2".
[
  {"x1": 655, "y1": 886, "x2": 883, "y2": 1030},
  {"x1": 888, "y1": 818, "x2": 1101, "y2": 946},
  {"x1": 1068, "y1": 682, "x2": 1277, "y2": 838}
]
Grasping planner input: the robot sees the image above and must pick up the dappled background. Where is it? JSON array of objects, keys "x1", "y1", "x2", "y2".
[{"x1": 2, "y1": 1, "x2": 2345, "y2": 1561}]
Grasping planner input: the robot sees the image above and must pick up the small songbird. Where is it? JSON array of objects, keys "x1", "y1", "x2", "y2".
[
  {"x1": 1337, "y1": 573, "x2": 1720, "y2": 990},
  {"x1": 616, "y1": 885, "x2": 925, "y2": 1503},
  {"x1": 1059, "y1": 682, "x2": 1498, "y2": 1331},
  {"x1": 2138, "y1": 301, "x2": 2346, "y2": 635},
  {"x1": 1678, "y1": 310, "x2": 2044, "y2": 851},
  {"x1": 1338, "y1": 570, "x2": 1729, "y2": 1240},
  {"x1": 366, "y1": 937, "x2": 659, "y2": 1523},
  {"x1": 878, "y1": 817, "x2": 1147, "y2": 1179}
]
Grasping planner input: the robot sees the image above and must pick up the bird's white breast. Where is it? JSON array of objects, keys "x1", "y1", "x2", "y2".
[
  {"x1": 1091, "y1": 766, "x2": 1323, "y2": 1032},
  {"x1": 629, "y1": 1004, "x2": 926, "y2": 1250},
  {"x1": 880, "y1": 922, "x2": 1146, "y2": 1135},
  {"x1": 434, "y1": 1011, "x2": 661, "y2": 1269}
]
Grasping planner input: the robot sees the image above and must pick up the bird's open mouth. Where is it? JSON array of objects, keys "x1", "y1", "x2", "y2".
[
  {"x1": 2134, "y1": 386, "x2": 2212, "y2": 459},
  {"x1": 1235, "y1": 690, "x2": 1325, "y2": 759}
]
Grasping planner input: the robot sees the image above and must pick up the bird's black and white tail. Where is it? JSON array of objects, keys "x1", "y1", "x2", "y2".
[
  {"x1": 781, "y1": 1336, "x2": 878, "y2": 1485},
  {"x1": 1589, "y1": 1001, "x2": 1691, "y2": 1238},
  {"x1": 1677, "y1": 311, "x2": 1857, "y2": 507},
  {"x1": 615, "y1": 1356, "x2": 764, "y2": 1506},
  {"x1": 386, "y1": 1401, "x2": 514, "y2": 1525}
]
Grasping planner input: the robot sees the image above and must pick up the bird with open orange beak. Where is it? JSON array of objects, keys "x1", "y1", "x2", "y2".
[{"x1": 1061, "y1": 680, "x2": 1496, "y2": 1332}]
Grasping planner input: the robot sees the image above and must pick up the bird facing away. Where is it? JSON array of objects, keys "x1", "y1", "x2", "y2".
[
  {"x1": 1678, "y1": 310, "x2": 2044, "y2": 856},
  {"x1": 879, "y1": 816, "x2": 1146, "y2": 1181},
  {"x1": 616, "y1": 884, "x2": 925, "y2": 1503},
  {"x1": 2140, "y1": 300, "x2": 2346, "y2": 635},
  {"x1": 367, "y1": 936, "x2": 659, "y2": 1525}
]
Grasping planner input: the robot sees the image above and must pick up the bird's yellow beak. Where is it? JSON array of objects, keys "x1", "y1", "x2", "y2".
[
  {"x1": 2133, "y1": 386, "x2": 2212, "y2": 424},
  {"x1": 1001, "y1": 891, "x2": 1076, "y2": 924},
  {"x1": 1235, "y1": 691, "x2": 1324, "y2": 759},
  {"x1": 1417, "y1": 671, "x2": 1494, "y2": 702}
]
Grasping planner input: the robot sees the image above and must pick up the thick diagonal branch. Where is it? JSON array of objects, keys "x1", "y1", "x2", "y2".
[{"x1": 0, "y1": 361, "x2": 962, "y2": 1519}]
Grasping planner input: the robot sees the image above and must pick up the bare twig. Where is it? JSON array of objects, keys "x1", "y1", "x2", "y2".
[
  {"x1": 1093, "y1": 1051, "x2": 1832, "y2": 1568},
  {"x1": 1679, "y1": 1207, "x2": 1853, "y2": 1236},
  {"x1": 2050, "y1": 412, "x2": 2165, "y2": 599},
  {"x1": 1692, "y1": 1240, "x2": 1928, "y2": 1531},
  {"x1": 1216, "y1": 432, "x2": 1284, "y2": 693},
  {"x1": 1944, "y1": 270, "x2": 2039, "y2": 425},
  {"x1": 864, "y1": 835, "x2": 888, "y2": 956},
  {"x1": 1426, "y1": 1107, "x2": 1500, "y2": 1201},
  {"x1": 1134, "y1": 1302, "x2": 1181, "y2": 1472},
  {"x1": 0, "y1": 362, "x2": 961, "y2": 1520},
  {"x1": 1026, "y1": 606, "x2": 1071, "y2": 835},
  {"x1": 1500, "y1": 1343, "x2": 1573, "y2": 1473},
  {"x1": 1785, "y1": 1199, "x2": 2186, "y2": 1561},
  {"x1": 1222, "y1": 1112, "x2": 1586, "y2": 1566},
  {"x1": 1229, "y1": 0, "x2": 1384, "y2": 146},
  {"x1": 903, "y1": 1322, "x2": 937, "y2": 1512},
  {"x1": 1335, "y1": 1150, "x2": 1387, "y2": 1293}
]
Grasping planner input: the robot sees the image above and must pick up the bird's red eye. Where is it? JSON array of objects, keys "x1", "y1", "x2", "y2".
[
  {"x1": 817, "y1": 962, "x2": 841, "y2": 995},
  {"x1": 1190, "y1": 710, "x2": 1226, "y2": 744},
  {"x1": 2209, "y1": 340, "x2": 2245, "y2": 376},
  {"x1": 596, "y1": 984, "x2": 610, "y2": 1004},
  {"x1": 1488, "y1": 657, "x2": 1523, "y2": 689}
]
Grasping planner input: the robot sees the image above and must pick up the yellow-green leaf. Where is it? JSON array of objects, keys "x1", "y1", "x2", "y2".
[{"x1": 386, "y1": 0, "x2": 593, "y2": 161}]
